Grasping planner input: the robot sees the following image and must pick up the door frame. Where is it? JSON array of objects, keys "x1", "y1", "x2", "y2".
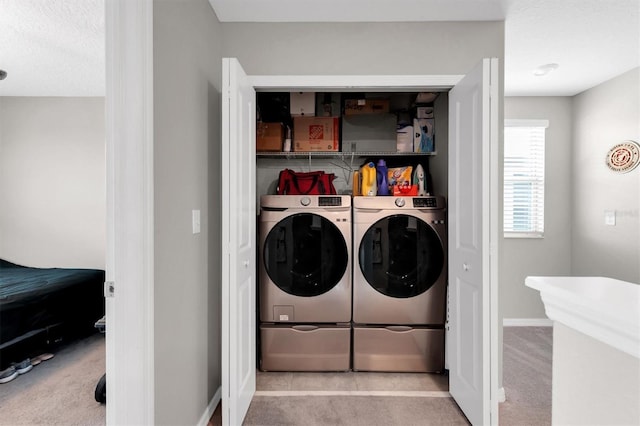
[
  {"x1": 245, "y1": 72, "x2": 500, "y2": 423},
  {"x1": 249, "y1": 75, "x2": 462, "y2": 92},
  {"x1": 105, "y1": 0, "x2": 155, "y2": 424}
]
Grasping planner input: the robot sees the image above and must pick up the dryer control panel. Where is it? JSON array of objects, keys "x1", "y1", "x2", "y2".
[
  {"x1": 318, "y1": 196, "x2": 343, "y2": 206},
  {"x1": 413, "y1": 197, "x2": 439, "y2": 208}
]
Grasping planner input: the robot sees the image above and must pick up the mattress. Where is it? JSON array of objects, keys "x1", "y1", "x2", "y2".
[{"x1": 0, "y1": 258, "x2": 105, "y2": 368}]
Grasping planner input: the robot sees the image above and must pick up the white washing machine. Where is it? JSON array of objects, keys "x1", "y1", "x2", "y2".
[
  {"x1": 259, "y1": 194, "x2": 351, "y2": 371},
  {"x1": 352, "y1": 195, "x2": 447, "y2": 372}
]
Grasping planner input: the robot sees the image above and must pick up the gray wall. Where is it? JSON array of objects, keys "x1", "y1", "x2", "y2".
[
  {"x1": 222, "y1": 22, "x2": 503, "y2": 76},
  {"x1": 572, "y1": 67, "x2": 640, "y2": 283},
  {"x1": 503, "y1": 68, "x2": 640, "y2": 322},
  {"x1": 0, "y1": 97, "x2": 105, "y2": 269},
  {"x1": 153, "y1": 0, "x2": 222, "y2": 424},
  {"x1": 502, "y1": 97, "x2": 573, "y2": 319}
]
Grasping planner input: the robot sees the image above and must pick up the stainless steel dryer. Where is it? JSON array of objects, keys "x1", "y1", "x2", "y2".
[
  {"x1": 352, "y1": 195, "x2": 447, "y2": 372},
  {"x1": 259, "y1": 194, "x2": 351, "y2": 371}
]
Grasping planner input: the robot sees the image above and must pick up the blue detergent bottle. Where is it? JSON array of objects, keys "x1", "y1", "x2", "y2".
[{"x1": 376, "y1": 159, "x2": 389, "y2": 195}]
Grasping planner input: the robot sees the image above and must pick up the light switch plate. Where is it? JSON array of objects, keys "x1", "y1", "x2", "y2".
[
  {"x1": 604, "y1": 210, "x2": 616, "y2": 226},
  {"x1": 192, "y1": 209, "x2": 201, "y2": 234}
]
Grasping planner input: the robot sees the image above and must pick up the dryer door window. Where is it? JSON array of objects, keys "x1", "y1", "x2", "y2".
[
  {"x1": 264, "y1": 213, "x2": 348, "y2": 297},
  {"x1": 359, "y1": 214, "x2": 444, "y2": 298}
]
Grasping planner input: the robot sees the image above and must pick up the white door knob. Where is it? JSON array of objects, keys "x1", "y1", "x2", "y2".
[{"x1": 462, "y1": 263, "x2": 469, "y2": 271}]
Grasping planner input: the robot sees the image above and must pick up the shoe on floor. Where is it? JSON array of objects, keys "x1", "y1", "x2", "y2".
[
  {"x1": 31, "y1": 353, "x2": 54, "y2": 366},
  {"x1": 12, "y1": 359, "x2": 33, "y2": 375},
  {"x1": 0, "y1": 366, "x2": 18, "y2": 384}
]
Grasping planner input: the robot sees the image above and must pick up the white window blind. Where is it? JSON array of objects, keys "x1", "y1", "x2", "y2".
[{"x1": 504, "y1": 119, "x2": 548, "y2": 238}]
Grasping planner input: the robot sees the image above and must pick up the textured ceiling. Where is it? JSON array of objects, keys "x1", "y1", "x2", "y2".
[
  {"x1": 0, "y1": 0, "x2": 104, "y2": 97},
  {"x1": 505, "y1": 0, "x2": 640, "y2": 96},
  {"x1": 0, "y1": 0, "x2": 638, "y2": 97}
]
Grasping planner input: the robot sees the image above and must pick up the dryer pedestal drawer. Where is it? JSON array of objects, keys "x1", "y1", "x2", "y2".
[
  {"x1": 260, "y1": 324, "x2": 351, "y2": 372},
  {"x1": 353, "y1": 326, "x2": 444, "y2": 372}
]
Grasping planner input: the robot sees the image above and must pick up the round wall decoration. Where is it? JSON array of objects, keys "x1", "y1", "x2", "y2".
[{"x1": 606, "y1": 140, "x2": 640, "y2": 173}]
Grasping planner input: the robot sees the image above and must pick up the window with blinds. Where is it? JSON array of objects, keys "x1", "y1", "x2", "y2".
[{"x1": 503, "y1": 119, "x2": 548, "y2": 238}]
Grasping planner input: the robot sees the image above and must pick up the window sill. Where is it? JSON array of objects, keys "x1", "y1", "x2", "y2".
[{"x1": 503, "y1": 233, "x2": 544, "y2": 239}]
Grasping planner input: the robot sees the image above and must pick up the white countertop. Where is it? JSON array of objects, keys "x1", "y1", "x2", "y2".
[{"x1": 526, "y1": 276, "x2": 640, "y2": 359}]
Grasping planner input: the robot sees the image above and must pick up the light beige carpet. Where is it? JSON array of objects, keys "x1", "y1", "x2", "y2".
[
  {"x1": 0, "y1": 333, "x2": 106, "y2": 426},
  {"x1": 245, "y1": 395, "x2": 469, "y2": 426},
  {"x1": 1, "y1": 327, "x2": 552, "y2": 426},
  {"x1": 499, "y1": 326, "x2": 553, "y2": 426},
  {"x1": 246, "y1": 371, "x2": 468, "y2": 425},
  {"x1": 245, "y1": 327, "x2": 553, "y2": 425}
]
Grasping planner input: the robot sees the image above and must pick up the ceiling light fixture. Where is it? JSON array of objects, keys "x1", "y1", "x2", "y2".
[
  {"x1": 533, "y1": 63, "x2": 559, "y2": 77},
  {"x1": 0, "y1": 70, "x2": 7, "y2": 80}
]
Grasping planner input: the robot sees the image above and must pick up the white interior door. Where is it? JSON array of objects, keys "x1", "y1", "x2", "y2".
[
  {"x1": 222, "y1": 57, "x2": 257, "y2": 426},
  {"x1": 447, "y1": 58, "x2": 499, "y2": 426}
]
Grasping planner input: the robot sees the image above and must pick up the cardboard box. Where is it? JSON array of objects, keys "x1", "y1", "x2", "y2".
[
  {"x1": 342, "y1": 114, "x2": 397, "y2": 152},
  {"x1": 293, "y1": 116, "x2": 339, "y2": 151},
  {"x1": 414, "y1": 118, "x2": 435, "y2": 153},
  {"x1": 416, "y1": 106, "x2": 434, "y2": 118},
  {"x1": 344, "y1": 99, "x2": 390, "y2": 115},
  {"x1": 415, "y1": 92, "x2": 439, "y2": 103},
  {"x1": 396, "y1": 125, "x2": 414, "y2": 153},
  {"x1": 257, "y1": 122, "x2": 284, "y2": 152},
  {"x1": 315, "y1": 93, "x2": 341, "y2": 117},
  {"x1": 290, "y1": 92, "x2": 315, "y2": 116}
]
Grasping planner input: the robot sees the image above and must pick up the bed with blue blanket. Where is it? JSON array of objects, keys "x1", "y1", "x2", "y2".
[{"x1": 0, "y1": 258, "x2": 105, "y2": 369}]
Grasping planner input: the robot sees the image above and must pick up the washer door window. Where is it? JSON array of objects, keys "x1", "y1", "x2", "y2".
[
  {"x1": 359, "y1": 214, "x2": 444, "y2": 298},
  {"x1": 264, "y1": 213, "x2": 348, "y2": 297}
]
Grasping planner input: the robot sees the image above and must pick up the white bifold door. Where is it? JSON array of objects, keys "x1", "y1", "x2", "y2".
[
  {"x1": 221, "y1": 57, "x2": 499, "y2": 426},
  {"x1": 221, "y1": 58, "x2": 257, "y2": 426},
  {"x1": 447, "y1": 58, "x2": 499, "y2": 426}
]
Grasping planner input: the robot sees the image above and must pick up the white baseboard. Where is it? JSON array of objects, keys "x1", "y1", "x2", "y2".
[
  {"x1": 497, "y1": 387, "x2": 506, "y2": 403},
  {"x1": 255, "y1": 390, "x2": 451, "y2": 397},
  {"x1": 198, "y1": 386, "x2": 222, "y2": 426},
  {"x1": 503, "y1": 318, "x2": 553, "y2": 327}
]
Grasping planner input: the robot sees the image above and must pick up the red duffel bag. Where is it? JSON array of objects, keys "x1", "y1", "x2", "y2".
[{"x1": 276, "y1": 168, "x2": 337, "y2": 195}]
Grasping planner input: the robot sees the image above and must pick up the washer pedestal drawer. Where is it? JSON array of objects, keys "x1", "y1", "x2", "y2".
[
  {"x1": 260, "y1": 323, "x2": 351, "y2": 372},
  {"x1": 353, "y1": 326, "x2": 444, "y2": 372}
]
